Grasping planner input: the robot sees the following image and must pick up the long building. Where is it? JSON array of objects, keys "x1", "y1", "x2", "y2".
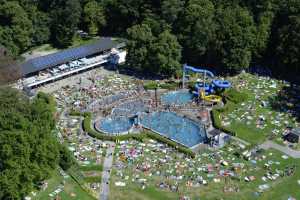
[{"x1": 20, "y1": 37, "x2": 126, "y2": 89}]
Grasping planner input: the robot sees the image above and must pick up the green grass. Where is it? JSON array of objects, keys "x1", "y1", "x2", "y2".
[
  {"x1": 31, "y1": 169, "x2": 96, "y2": 200},
  {"x1": 71, "y1": 36, "x2": 100, "y2": 48},
  {"x1": 83, "y1": 176, "x2": 102, "y2": 183},
  {"x1": 109, "y1": 138, "x2": 300, "y2": 200},
  {"x1": 143, "y1": 81, "x2": 179, "y2": 90},
  {"x1": 211, "y1": 73, "x2": 296, "y2": 145},
  {"x1": 110, "y1": 185, "x2": 177, "y2": 200},
  {"x1": 79, "y1": 165, "x2": 103, "y2": 171},
  {"x1": 23, "y1": 36, "x2": 101, "y2": 57}
]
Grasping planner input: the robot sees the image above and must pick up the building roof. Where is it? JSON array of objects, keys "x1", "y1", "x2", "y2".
[
  {"x1": 21, "y1": 38, "x2": 119, "y2": 76},
  {"x1": 291, "y1": 128, "x2": 300, "y2": 136}
]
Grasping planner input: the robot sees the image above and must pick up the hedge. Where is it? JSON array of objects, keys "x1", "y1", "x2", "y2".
[
  {"x1": 211, "y1": 89, "x2": 249, "y2": 137},
  {"x1": 69, "y1": 109, "x2": 81, "y2": 116},
  {"x1": 82, "y1": 114, "x2": 195, "y2": 157},
  {"x1": 211, "y1": 108, "x2": 236, "y2": 136},
  {"x1": 143, "y1": 81, "x2": 178, "y2": 90}
]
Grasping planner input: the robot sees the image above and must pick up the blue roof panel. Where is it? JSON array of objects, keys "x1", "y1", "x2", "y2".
[{"x1": 21, "y1": 37, "x2": 118, "y2": 76}]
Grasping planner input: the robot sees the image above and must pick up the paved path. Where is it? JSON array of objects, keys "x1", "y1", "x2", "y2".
[
  {"x1": 259, "y1": 140, "x2": 300, "y2": 158},
  {"x1": 99, "y1": 141, "x2": 115, "y2": 200}
]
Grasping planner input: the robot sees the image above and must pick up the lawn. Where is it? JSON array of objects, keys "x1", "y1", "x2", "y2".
[
  {"x1": 30, "y1": 169, "x2": 96, "y2": 200},
  {"x1": 109, "y1": 138, "x2": 300, "y2": 200},
  {"x1": 212, "y1": 73, "x2": 297, "y2": 145},
  {"x1": 57, "y1": 116, "x2": 105, "y2": 198}
]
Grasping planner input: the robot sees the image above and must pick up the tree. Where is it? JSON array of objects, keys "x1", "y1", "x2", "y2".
[
  {"x1": 150, "y1": 30, "x2": 182, "y2": 76},
  {"x1": 0, "y1": 88, "x2": 72, "y2": 199},
  {"x1": 177, "y1": 0, "x2": 216, "y2": 64},
  {"x1": 126, "y1": 23, "x2": 181, "y2": 76},
  {"x1": 276, "y1": 15, "x2": 300, "y2": 79},
  {"x1": 126, "y1": 24, "x2": 154, "y2": 73},
  {"x1": 83, "y1": 1, "x2": 106, "y2": 35},
  {"x1": 161, "y1": 0, "x2": 184, "y2": 25},
  {"x1": 142, "y1": 17, "x2": 170, "y2": 36},
  {"x1": 0, "y1": 1, "x2": 33, "y2": 55},
  {"x1": 215, "y1": 5, "x2": 257, "y2": 72},
  {"x1": 103, "y1": 0, "x2": 159, "y2": 35},
  {"x1": 0, "y1": 47, "x2": 21, "y2": 84},
  {"x1": 50, "y1": 0, "x2": 81, "y2": 47},
  {"x1": 31, "y1": 10, "x2": 51, "y2": 45},
  {"x1": 253, "y1": 11, "x2": 274, "y2": 59},
  {"x1": 59, "y1": 145, "x2": 74, "y2": 170}
]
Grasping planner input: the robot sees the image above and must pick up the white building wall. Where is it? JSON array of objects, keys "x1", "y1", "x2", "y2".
[{"x1": 118, "y1": 51, "x2": 127, "y2": 64}]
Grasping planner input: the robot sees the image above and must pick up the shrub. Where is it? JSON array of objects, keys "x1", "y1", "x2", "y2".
[
  {"x1": 69, "y1": 109, "x2": 81, "y2": 116},
  {"x1": 143, "y1": 81, "x2": 158, "y2": 90},
  {"x1": 210, "y1": 88, "x2": 248, "y2": 137},
  {"x1": 59, "y1": 145, "x2": 75, "y2": 170},
  {"x1": 160, "y1": 81, "x2": 178, "y2": 90},
  {"x1": 143, "y1": 81, "x2": 178, "y2": 90},
  {"x1": 187, "y1": 81, "x2": 196, "y2": 90},
  {"x1": 211, "y1": 109, "x2": 236, "y2": 136}
]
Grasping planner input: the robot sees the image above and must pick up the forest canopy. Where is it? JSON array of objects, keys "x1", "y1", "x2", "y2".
[
  {"x1": 0, "y1": 0, "x2": 299, "y2": 79},
  {"x1": 0, "y1": 88, "x2": 73, "y2": 199}
]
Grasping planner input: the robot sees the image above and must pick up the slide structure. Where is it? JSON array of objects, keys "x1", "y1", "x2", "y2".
[
  {"x1": 183, "y1": 64, "x2": 231, "y2": 103},
  {"x1": 184, "y1": 65, "x2": 214, "y2": 78}
]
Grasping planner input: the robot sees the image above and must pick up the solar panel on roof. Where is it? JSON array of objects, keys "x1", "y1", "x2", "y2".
[{"x1": 21, "y1": 37, "x2": 118, "y2": 76}]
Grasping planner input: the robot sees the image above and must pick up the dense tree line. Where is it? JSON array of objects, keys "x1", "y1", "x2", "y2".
[
  {"x1": 0, "y1": 88, "x2": 73, "y2": 199},
  {"x1": 0, "y1": 0, "x2": 299, "y2": 79}
]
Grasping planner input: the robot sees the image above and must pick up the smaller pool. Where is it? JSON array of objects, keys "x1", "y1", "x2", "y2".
[
  {"x1": 161, "y1": 91, "x2": 194, "y2": 105},
  {"x1": 96, "y1": 117, "x2": 133, "y2": 134}
]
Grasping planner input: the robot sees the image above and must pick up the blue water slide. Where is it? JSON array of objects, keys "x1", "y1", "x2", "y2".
[
  {"x1": 194, "y1": 83, "x2": 214, "y2": 95},
  {"x1": 212, "y1": 79, "x2": 231, "y2": 88},
  {"x1": 184, "y1": 64, "x2": 214, "y2": 77},
  {"x1": 195, "y1": 82, "x2": 210, "y2": 91}
]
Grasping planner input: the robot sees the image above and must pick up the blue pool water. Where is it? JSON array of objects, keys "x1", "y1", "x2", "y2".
[
  {"x1": 161, "y1": 91, "x2": 194, "y2": 105},
  {"x1": 139, "y1": 112, "x2": 207, "y2": 147},
  {"x1": 97, "y1": 117, "x2": 133, "y2": 134},
  {"x1": 96, "y1": 106, "x2": 207, "y2": 147}
]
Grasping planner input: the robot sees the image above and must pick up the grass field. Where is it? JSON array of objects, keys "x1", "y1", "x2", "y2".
[
  {"x1": 109, "y1": 138, "x2": 300, "y2": 200},
  {"x1": 212, "y1": 73, "x2": 297, "y2": 145},
  {"x1": 30, "y1": 169, "x2": 96, "y2": 200}
]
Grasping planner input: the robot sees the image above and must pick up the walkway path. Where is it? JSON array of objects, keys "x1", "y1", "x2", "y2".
[
  {"x1": 259, "y1": 140, "x2": 300, "y2": 159},
  {"x1": 99, "y1": 141, "x2": 115, "y2": 200}
]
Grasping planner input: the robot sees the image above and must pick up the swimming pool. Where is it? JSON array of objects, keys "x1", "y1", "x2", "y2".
[
  {"x1": 161, "y1": 91, "x2": 194, "y2": 105},
  {"x1": 139, "y1": 112, "x2": 207, "y2": 147},
  {"x1": 96, "y1": 117, "x2": 134, "y2": 134}
]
